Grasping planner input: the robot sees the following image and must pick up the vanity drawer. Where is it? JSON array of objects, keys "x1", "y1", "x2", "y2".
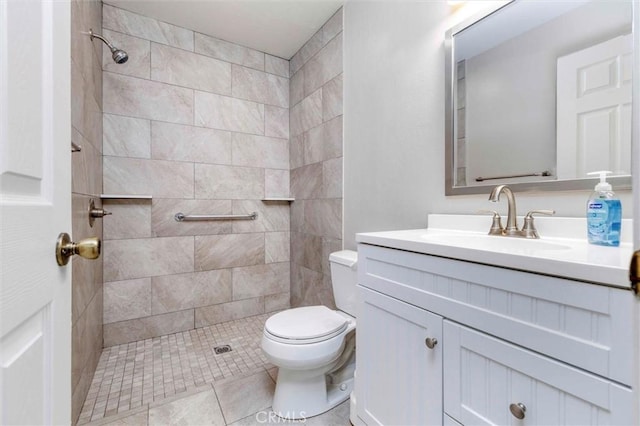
[
  {"x1": 358, "y1": 244, "x2": 634, "y2": 385},
  {"x1": 443, "y1": 321, "x2": 633, "y2": 426}
]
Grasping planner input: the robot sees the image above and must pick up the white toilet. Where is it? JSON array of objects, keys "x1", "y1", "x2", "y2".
[{"x1": 261, "y1": 250, "x2": 358, "y2": 420}]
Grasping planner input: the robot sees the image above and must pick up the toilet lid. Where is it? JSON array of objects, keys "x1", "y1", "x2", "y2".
[{"x1": 265, "y1": 306, "x2": 348, "y2": 342}]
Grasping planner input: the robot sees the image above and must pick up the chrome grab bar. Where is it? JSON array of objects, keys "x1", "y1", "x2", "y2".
[
  {"x1": 174, "y1": 212, "x2": 258, "y2": 222},
  {"x1": 475, "y1": 170, "x2": 551, "y2": 182}
]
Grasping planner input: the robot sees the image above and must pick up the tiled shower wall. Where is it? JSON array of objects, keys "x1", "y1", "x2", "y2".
[
  {"x1": 289, "y1": 9, "x2": 344, "y2": 307},
  {"x1": 101, "y1": 5, "x2": 291, "y2": 347},
  {"x1": 70, "y1": 0, "x2": 104, "y2": 422}
]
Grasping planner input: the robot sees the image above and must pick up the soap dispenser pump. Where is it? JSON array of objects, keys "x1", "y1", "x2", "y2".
[{"x1": 586, "y1": 171, "x2": 621, "y2": 247}]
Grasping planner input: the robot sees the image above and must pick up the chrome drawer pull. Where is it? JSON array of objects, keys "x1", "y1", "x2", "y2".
[{"x1": 425, "y1": 337, "x2": 438, "y2": 349}]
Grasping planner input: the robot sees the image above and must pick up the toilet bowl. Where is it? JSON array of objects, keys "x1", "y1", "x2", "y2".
[{"x1": 261, "y1": 250, "x2": 358, "y2": 420}]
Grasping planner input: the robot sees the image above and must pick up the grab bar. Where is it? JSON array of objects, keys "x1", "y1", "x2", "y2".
[
  {"x1": 174, "y1": 212, "x2": 258, "y2": 222},
  {"x1": 475, "y1": 170, "x2": 551, "y2": 182}
]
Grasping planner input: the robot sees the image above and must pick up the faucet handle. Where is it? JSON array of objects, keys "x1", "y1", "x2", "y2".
[
  {"x1": 477, "y1": 210, "x2": 504, "y2": 235},
  {"x1": 521, "y1": 210, "x2": 555, "y2": 239}
]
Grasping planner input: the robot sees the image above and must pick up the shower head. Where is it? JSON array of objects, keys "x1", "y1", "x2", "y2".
[{"x1": 88, "y1": 29, "x2": 129, "y2": 64}]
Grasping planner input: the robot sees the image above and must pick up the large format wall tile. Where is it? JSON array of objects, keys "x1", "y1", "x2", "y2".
[
  {"x1": 322, "y1": 8, "x2": 343, "y2": 45},
  {"x1": 290, "y1": 69, "x2": 304, "y2": 107},
  {"x1": 195, "y1": 33, "x2": 264, "y2": 71},
  {"x1": 103, "y1": 114, "x2": 151, "y2": 158},
  {"x1": 323, "y1": 157, "x2": 343, "y2": 198},
  {"x1": 231, "y1": 200, "x2": 290, "y2": 233},
  {"x1": 290, "y1": 88, "x2": 322, "y2": 137},
  {"x1": 290, "y1": 11, "x2": 343, "y2": 309},
  {"x1": 291, "y1": 163, "x2": 322, "y2": 200},
  {"x1": 303, "y1": 199, "x2": 342, "y2": 239},
  {"x1": 103, "y1": 200, "x2": 152, "y2": 240},
  {"x1": 232, "y1": 65, "x2": 289, "y2": 108},
  {"x1": 101, "y1": 7, "x2": 294, "y2": 339},
  {"x1": 151, "y1": 270, "x2": 232, "y2": 314},
  {"x1": 71, "y1": 60, "x2": 103, "y2": 152},
  {"x1": 290, "y1": 29, "x2": 323, "y2": 76},
  {"x1": 265, "y1": 55, "x2": 289, "y2": 78},
  {"x1": 232, "y1": 262, "x2": 289, "y2": 300},
  {"x1": 103, "y1": 278, "x2": 152, "y2": 323},
  {"x1": 304, "y1": 114, "x2": 343, "y2": 165},
  {"x1": 304, "y1": 33, "x2": 343, "y2": 97},
  {"x1": 103, "y1": 5, "x2": 193, "y2": 51},
  {"x1": 72, "y1": 1, "x2": 103, "y2": 422},
  {"x1": 151, "y1": 121, "x2": 232, "y2": 165},
  {"x1": 194, "y1": 91, "x2": 264, "y2": 134},
  {"x1": 322, "y1": 73, "x2": 343, "y2": 121},
  {"x1": 152, "y1": 199, "x2": 232, "y2": 237},
  {"x1": 290, "y1": 134, "x2": 304, "y2": 170},
  {"x1": 265, "y1": 292, "x2": 290, "y2": 312},
  {"x1": 195, "y1": 297, "x2": 264, "y2": 327},
  {"x1": 266, "y1": 231, "x2": 290, "y2": 263},
  {"x1": 104, "y1": 236, "x2": 194, "y2": 282},
  {"x1": 151, "y1": 43, "x2": 231, "y2": 95},
  {"x1": 265, "y1": 105, "x2": 289, "y2": 139},
  {"x1": 195, "y1": 164, "x2": 263, "y2": 200},
  {"x1": 104, "y1": 157, "x2": 194, "y2": 198},
  {"x1": 195, "y1": 233, "x2": 264, "y2": 270},
  {"x1": 103, "y1": 310, "x2": 194, "y2": 347},
  {"x1": 71, "y1": 128, "x2": 102, "y2": 197},
  {"x1": 265, "y1": 169, "x2": 289, "y2": 198},
  {"x1": 103, "y1": 72, "x2": 193, "y2": 124},
  {"x1": 231, "y1": 134, "x2": 289, "y2": 169}
]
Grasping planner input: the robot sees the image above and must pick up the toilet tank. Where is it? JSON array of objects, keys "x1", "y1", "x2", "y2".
[{"x1": 329, "y1": 250, "x2": 358, "y2": 317}]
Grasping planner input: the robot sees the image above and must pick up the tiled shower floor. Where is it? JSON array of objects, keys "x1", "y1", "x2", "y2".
[{"x1": 79, "y1": 313, "x2": 274, "y2": 424}]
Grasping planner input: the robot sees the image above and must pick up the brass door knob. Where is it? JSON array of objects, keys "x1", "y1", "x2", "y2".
[{"x1": 55, "y1": 233, "x2": 101, "y2": 266}]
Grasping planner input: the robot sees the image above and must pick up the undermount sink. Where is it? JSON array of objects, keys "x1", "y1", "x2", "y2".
[{"x1": 420, "y1": 232, "x2": 572, "y2": 252}]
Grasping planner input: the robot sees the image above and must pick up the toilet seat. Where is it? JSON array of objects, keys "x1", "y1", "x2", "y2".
[{"x1": 264, "y1": 306, "x2": 348, "y2": 345}]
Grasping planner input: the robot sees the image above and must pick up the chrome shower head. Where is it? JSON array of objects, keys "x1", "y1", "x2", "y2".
[
  {"x1": 88, "y1": 29, "x2": 129, "y2": 64},
  {"x1": 110, "y1": 47, "x2": 129, "y2": 64}
]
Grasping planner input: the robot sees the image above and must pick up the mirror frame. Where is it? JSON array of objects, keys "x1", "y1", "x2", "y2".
[{"x1": 444, "y1": 1, "x2": 633, "y2": 196}]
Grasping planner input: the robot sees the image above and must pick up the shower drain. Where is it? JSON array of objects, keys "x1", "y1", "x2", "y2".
[{"x1": 214, "y1": 344, "x2": 232, "y2": 354}]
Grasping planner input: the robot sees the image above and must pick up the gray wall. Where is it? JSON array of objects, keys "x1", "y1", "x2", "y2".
[
  {"x1": 343, "y1": 2, "x2": 633, "y2": 250},
  {"x1": 70, "y1": 0, "x2": 104, "y2": 423}
]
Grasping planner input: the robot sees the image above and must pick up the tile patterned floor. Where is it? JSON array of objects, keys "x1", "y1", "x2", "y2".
[{"x1": 79, "y1": 314, "x2": 276, "y2": 424}]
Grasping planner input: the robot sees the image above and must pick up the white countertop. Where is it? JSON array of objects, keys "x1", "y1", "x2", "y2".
[{"x1": 356, "y1": 214, "x2": 634, "y2": 288}]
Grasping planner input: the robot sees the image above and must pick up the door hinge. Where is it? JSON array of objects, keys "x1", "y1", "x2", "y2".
[{"x1": 629, "y1": 250, "x2": 640, "y2": 296}]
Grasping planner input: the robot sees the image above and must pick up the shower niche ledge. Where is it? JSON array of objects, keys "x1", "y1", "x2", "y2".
[
  {"x1": 261, "y1": 197, "x2": 295, "y2": 202},
  {"x1": 100, "y1": 194, "x2": 152, "y2": 200}
]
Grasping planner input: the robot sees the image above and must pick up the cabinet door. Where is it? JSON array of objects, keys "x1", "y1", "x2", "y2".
[
  {"x1": 444, "y1": 321, "x2": 633, "y2": 425},
  {"x1": 356, "y1": 286, "x2": 443, "y2": 426}
]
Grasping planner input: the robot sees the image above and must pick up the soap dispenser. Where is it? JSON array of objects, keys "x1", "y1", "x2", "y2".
[{"x1": 586, "y1": 171, "x2": 621, "y2": 247}]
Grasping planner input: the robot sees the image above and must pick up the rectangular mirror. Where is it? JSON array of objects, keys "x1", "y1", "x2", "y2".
[{"x1": 445, "y1": 0, "x2": 633, "y2": 195}]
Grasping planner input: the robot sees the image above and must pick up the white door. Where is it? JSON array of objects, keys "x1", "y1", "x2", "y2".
[
  {"x1": 557, "y1": 34, "x2": 632, "y2": 179},
  {"x1": 0, "y1": 1, "x2": 71, "y2": 425}
]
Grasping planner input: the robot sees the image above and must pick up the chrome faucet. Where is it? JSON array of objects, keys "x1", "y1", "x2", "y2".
[
  {"x1": 487, "y1": 185, "x2": 555, "y2": 238},
  {"x1": 488, "y1": 185, "x2": 519, "y2": 236}
]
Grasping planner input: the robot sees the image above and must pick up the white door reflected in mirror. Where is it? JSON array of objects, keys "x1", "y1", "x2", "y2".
[{"x1": 557, "y1": 34, "x2": 632, "y2": 179}]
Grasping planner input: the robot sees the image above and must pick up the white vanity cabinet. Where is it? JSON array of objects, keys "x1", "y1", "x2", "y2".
[
  {"x1": 355, "y1": 243, "x2": 634, "y2": 426},
  {"x1": 357, "y1": 287, "x2": 443, "y2": 425}
]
